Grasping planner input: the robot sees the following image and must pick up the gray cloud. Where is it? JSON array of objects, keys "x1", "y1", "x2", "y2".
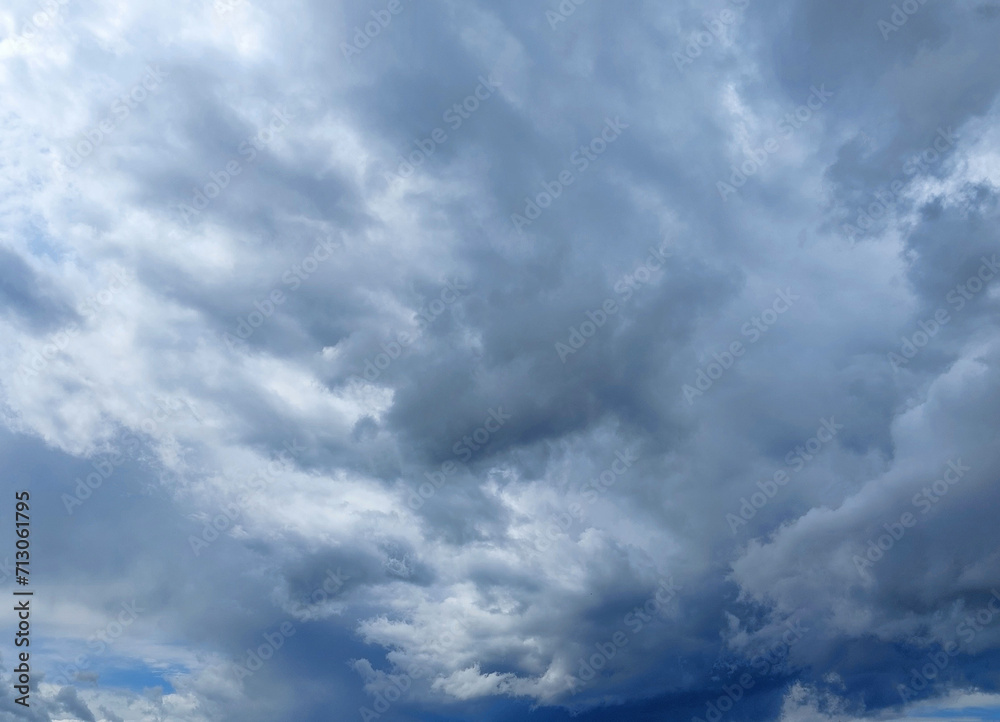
[{"x1": 1, "y1": 0, "x2": 999, "y2": 720}]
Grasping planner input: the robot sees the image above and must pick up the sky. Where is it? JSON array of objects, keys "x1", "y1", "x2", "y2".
[{"x1": 1, "y1": 0, "x2": 1000, "y2": 720}]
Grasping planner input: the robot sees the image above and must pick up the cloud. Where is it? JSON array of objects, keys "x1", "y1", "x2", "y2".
[{"x1": 1, "y1": 0, "x2": 1000, "y2": 720}]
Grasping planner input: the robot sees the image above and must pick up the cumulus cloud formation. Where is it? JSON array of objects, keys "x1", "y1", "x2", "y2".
[{"x1": 1, "y1": 0, "x2": 999, "y2": 720}]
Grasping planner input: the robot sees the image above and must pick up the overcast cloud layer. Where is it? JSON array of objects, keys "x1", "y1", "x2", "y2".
[{"x1": 1, "y1": 0, "x2": 1000, "y2": 720}]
